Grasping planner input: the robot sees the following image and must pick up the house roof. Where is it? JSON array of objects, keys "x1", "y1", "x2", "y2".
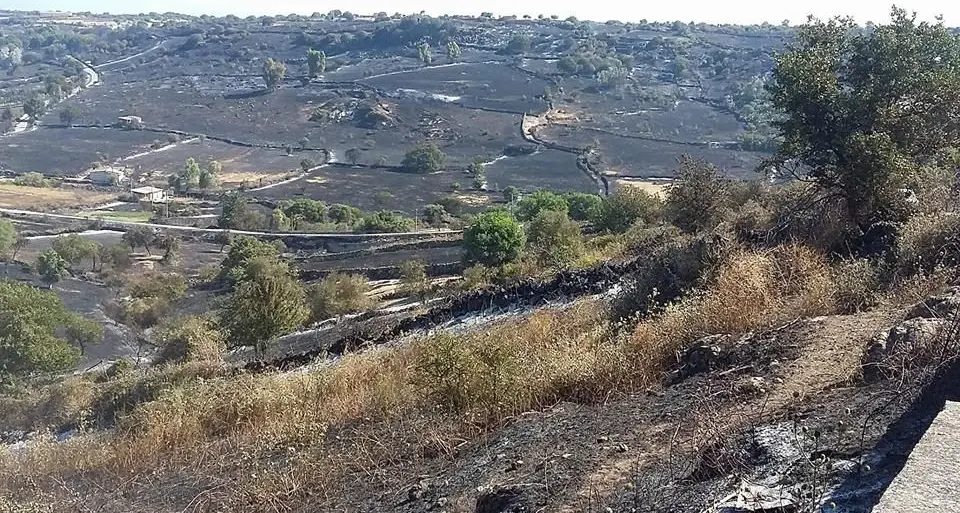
[{"x1": 130, "y1": 186, "x2": 164, "y2": 194}]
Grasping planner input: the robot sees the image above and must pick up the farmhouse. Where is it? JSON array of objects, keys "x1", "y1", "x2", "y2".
[
  {"x1": 88, "y1": 167, "x2": 126, "y2": 186},
  {"x1": 116, "y1": 115, "x2": 144, "y2": 129},
  {"x1": 130, "y1": 185, "x2": 166, "y2": 203}
]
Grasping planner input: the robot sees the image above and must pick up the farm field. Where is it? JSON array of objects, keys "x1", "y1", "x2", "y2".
[{"x1": 0, "y1": 183, "x2": 116, "y2": 210}]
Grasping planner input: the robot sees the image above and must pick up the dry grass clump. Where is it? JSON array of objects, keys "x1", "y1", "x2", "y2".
[{"x1": 896, "y1": 212, "x2": 960, "y2": 275}]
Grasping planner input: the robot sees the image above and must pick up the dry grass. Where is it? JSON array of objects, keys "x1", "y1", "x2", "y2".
[
  {"x1": 0, "y1": 184, "x2": 116, "y2": 210},
  {"x1": 0, "y1": 245, "x2": 851, "y2": 506},
  {"x1": 614, "y1": 177, "x2": 671, "y2": 198},
  {"x1": 218, "y1": 171, "x2": 298, "y2": 187}
]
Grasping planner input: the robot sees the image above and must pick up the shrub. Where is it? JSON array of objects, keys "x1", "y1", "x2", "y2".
[
  {"x1": 593, "y1": 188, "x2": 662, "y2": 233},
  {"x1": 399, "y1": 260, "x2": 431, "y2": 299},
  {"x1": 526, "y1": 210, "x2": 583, "y2": 268},
  {"x1": 402, "y1": 143, "x2": 445, "y2": 174},
  {"x1": 357, "y1": 211, "x2": 416, "y2": 233},
  {"x1": 308, "y1": 273, "x2": 374, "y2": 322},
  {"x1": 896, "y1": 213, "x2": 960, "y2": 275},
  {"x1": 664, "y1": 156, "x2": 731, "y2": 233},
  {"x1": 154, "y1": 317, "x2": 226, "y2": 365},
  {"x1": 832, "y1": 259, "x2": 881, "y2": 314},
  {"x1": 463, "y1": 210, "x2": 526, "y2": 266},
  {"x1": 13, "y1": 172, "x2": 51, "y2": 188},
  {"x1": 564, "y1": 192, "x2": 603, "y2": 221},
  {"x1": 460, "y1": 264, "x2": 493, "y2": 290},
  {"x1": 515, "y1": 190, "x2": 569, "y2": 221}
]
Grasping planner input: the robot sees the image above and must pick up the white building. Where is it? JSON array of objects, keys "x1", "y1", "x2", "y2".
[{"x1": 131, "y1": 186, "x2": 166, "y2": 203}]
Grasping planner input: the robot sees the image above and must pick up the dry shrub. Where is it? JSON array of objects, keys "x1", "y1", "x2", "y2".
[
  {"x1": 896, "y1": 213, "x2": 960, "y2": 275},
  {"x1": 831, "y1": 258, "x2": 881, "y2": 314},
  {"x1": 0, "y1": 377, "x2": 95, "y2": 433},
  {"x1": 765, "y1": 184, "x2": 859, "y2": 254},
  {"x1": 154, "y1": 316, "x2": 226, "y2": 365}
]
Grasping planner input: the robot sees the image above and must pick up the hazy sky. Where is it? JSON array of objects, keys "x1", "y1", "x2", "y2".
[{"x1": 4, "y1": 0, "x2": 958, "y2": 26}]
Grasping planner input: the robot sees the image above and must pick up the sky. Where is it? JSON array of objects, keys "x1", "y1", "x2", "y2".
[{"x1": 3, "y1": 0, "x2": 958, "y2": 26}]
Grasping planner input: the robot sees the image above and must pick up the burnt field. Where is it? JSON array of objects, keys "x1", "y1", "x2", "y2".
[{"x1": 0, "y1": 127, "x2": 161, "y2": 176}]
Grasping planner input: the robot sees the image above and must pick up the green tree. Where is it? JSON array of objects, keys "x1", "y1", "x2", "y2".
[
  {"x1": 402, "y1": 143, "x2": 446, "y2": 174},
  {"x1": 0, "y1": 281, "x2": 88, "y2": 378},
  {"x1": 766, "y1": 8, "x2": 960, "y2": 228},
  {"x1": 22, "y1": 94, "x2": 47, "y2": 120},
  {"x1": 516, "y1": 190, "x2": 569, "y2": 221},
  {"x1": 214, "y1": 230, "x2": 233, "y2": 253},
  {"x1": 154, "y1": 316, "x2": 225, "y2": 364},
  {"x1": 155, "y1": 233, "x2": 183, "y2": 264},
  {"x1": 358, "y1": 211, "x2": 416, "y2": 233},
  {"x1": 0, "y1": 220, "x2": 17, "y2": 259},
  {"x1": 593, "y1": 188, "x2": 662, "y2": 233},
  {"x1": 307, "y1": 272, "x2": 374, "y2": 322},
  {"x1": 64, "y1": 315, "x2": 103, "y2": 356},
  {"x1": 306, "y1": 48, "x2": 326, "y2": 77},
  {"x1": 463, "y1": 210, "x2": 526, "y2": 265},
  {"x1": 35, "y1": 249, "x2": 69, "y2": 286},
  {"x1": 504, "y1": 34, "x2": 532, "y2": 54},
  {"x1": 200, "y1": 160, "x2": 221, "y2": 189},
  {"x1": 664, "y1": 156, "x2": 731, "y2": 233},
  {"x1": 503, "y1": 186, "x2": 521, "y2": 203},
  {"x1": 417, "y1": 42, "x2": 433, "y2": 65},
  {"x1": 399, "y1": 260, "x2": 431, "y2": 300},
  {"x1": 59, "y1": 105, "x2": 80, "y2": 125},
  {"x1": 345, "y1": 147, "x2": 361, "y2": 165},
  {"x1": 51, "y1": 234, "x2": 96, "y2": 268},
  {"x1": 564, "y1": 192, "x2": 603, "y2": 221},
  {"x1": 100, "y1": 243, "x2": 131, "y2": 272},
  {"x1": 422, "y1": 204, "x2": 448, "y2": 226},
  {"x1": 527, "y1": 210, "x2": 583, "y2": 269},
  {"x1": 262, "y1": 58, "x2": 287, "y2": 90},
  {"x1": 218, "y1": 193, "x2": 264, "y2": 231},
  {"x1": 122, "y1": 226, "x2": 156, "y2": 255},
  {"x1": 446, "y1": 41, "x2": 462, "y2": 61},
  {"x1": 472, "y1": 167, "x2": 487, "y2": 190},
  {"x1": 222, "y1": 257, "x2": 309, "y2": 351},
  {"x1": 220, "y1": 235, "x2": 283, "y2": 280}
]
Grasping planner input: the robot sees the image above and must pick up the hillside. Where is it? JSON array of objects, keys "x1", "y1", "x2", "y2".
[{"x1": 2, "y1": 7, "x2": 960, "y2": 513}]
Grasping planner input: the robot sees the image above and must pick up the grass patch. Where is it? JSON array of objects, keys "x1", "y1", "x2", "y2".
[
  {"x1": 78, "y1": 210, "x2": 154, "y2": 222},
  {"x1": 0, "y1": 184, "x2": 116, "y2": 210}
]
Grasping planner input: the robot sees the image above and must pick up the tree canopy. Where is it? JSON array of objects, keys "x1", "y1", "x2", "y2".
[
  {"x1": 766, "y1": 8, "x2": 960, "y2": 227},
  {"x1": 463, "y1": 210, "x2": 526, "y2": 266},
  {"x1": 402, "y1": 143, "x2": 446, "y2": 174}
]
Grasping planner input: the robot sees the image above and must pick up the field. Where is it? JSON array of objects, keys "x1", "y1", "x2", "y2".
[{"x1": 0, "y1": 183, "x2": 116, "y2": 210}]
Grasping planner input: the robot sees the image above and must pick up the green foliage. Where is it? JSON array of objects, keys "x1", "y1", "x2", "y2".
[
  {"x1": 306, "y1": 48, "x2": 326, "y2": 77},
  {"x1": 0, "y1": 220, "x2": 17, "y2": 258},
  {"x1": 59, "y1": 105, "x2": 80, "y2": 125},
  {"x1": 831, "y1": 258, "x2": 880, "y2": 314},
  {"x1": 502, "y1": 186, "x2": 520, "y2": 203},
  {"x1": 664, "y1": 156, "x2": 731, "y2": 233},
  {"x1": 345, "y1": 147, "x2": 361, "y2": 165},
  {"x1": 327, "y1": 204, "x2": 363, "y2": 225},
  {"x1": 100, "y1": 244, "x2": 131, "y2": 271},
  {"x1": 767, "y1": 8, "x2": 960, "y2": 227},
  {"x1": 168, "y1": 158, "x2": 202, "y2": 192},
  {"x1": 402, "y1": 143, "x2": 446, "y2": 174},
  {"x1": 593, "y1": 188, "x2": 662, "y2": 234},
  {"x1": 526, "y1": 210, "x2": 583, "y2": 269},
  {"x1": 13, "y1": 172, "x2": 51, "y2": 188},
  {"x1": 222, "y1": 257, "x2": 308, "y2": 351},
  {"x1": 64, "y1": 315, "x2": 103, "y2": 355},
  {"x1": 460, "y1": 264, "x2": 493, "y2": 291},
  {"x1": 51, "y1": 234, "x2": 97, "y2": 267},
  {"x1": 516, "y1": 190, "x2": 569, "y2": 221},
  {"x1": 280, "y1": 198, "x2": 326, "y2": 228},
  {"x1": 308, "y1": 272, "x2": 374, "y2": 322},
  {"x1": 563, "y1": 192, "x2": 603, "y2": 221},
  {"x1": 218, "y1": 193, "x2": 265, "y2": 231},
  {"x1": 122, "y1": 226, "x2": 156, "y2": 254},
  {"x1": 504, "y1": 34, "x2": 532, "y2": 54},
  {"x1": 422, "y1": 204, "x2": 449, "y2": 226},
  {"x1": 220, "y1": 235, "x2": 283, "y2": 281},
  {"x1": 400, "y1": 260, "x2": 431, "y2": 299},
  {"x1": 214, "y1": 231, "x2": 233, "y2": 253},
  {"x1": 200, "y1": 161, "x2": 220, "y2": 189},
  {"x1": 35, "y1": 250, "x2": 68, "y2": 285},
  {"x1": 23, "y1": 94, "x2": 47, "y2": 119},
  {"x1": 154, "y1": 316, "x2": 226, "y2": 365},
  {"x1": 446, "y1": 41, "x2": 462, "y2": 61},
  {"x1": 262, "y1": 58, "x2": 287, "y2": 89},
  {"x1": 417, "y1": 42, "x2": 433, "y2": 65},
  {"x1": 357, "y1": 211, "x2": 416, "y2": 233},
  {"x1": 0, "y1": 281, "x2": 86, "y2": 378},
  {"x1": 463, "y1": 210, "x2": 526, "y2": 266}
]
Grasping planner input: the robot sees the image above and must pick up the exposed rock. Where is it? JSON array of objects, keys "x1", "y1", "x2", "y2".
[
  {"x1": 706, "y1": 481, "x2": 798, "y2": 512},
  {"x1": 863, "y1": 317, "x2": 954, "y2": 380},
  {"x1": 906, "y1": 287, "x2": 960, "y2": 320},
  {"x1": 475, "y1": 486, "x2": 533, "y2": 513}
]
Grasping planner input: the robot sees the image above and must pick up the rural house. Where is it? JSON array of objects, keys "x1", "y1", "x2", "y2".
[
  {"x1": 130, "y1": 185, "x2": 166, "y2": 203},
  {"x1": 89, "y1": 167, "x2": 126, "y2": 186}
]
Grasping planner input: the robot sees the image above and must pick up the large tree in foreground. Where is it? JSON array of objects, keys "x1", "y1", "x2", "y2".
[{"x1": 766, "y1": 8, "x2": 960, "y2": 228}]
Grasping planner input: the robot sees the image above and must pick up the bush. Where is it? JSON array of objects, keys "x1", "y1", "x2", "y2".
[
  {"x1": 463, "y1": 210, "x2": 526, "y2": 266},
  {"x1": 564, "y1": 192, "x2": 603, "y2": 221},
  {"x1": 308, "y1": 273, "x2": 374, "y2": 322},
  {"x1": 515, "y1": 190, "x2": 569, "y2": 221},
  {"x1": 13, "y1": 172, "x2": 52, "y2": 188},
  {"x1": 526, "y1": 210, "x2": 583, "y2": 268},
  {"x1": 664, "y1": 156, "x2": 731, "y2": 233},
  {"x1": 402, "y1": 143, "x2": 446, "y2": 174},
  {"x1": 460, "y1": 264, "x2": 493, "y2": 291},
  {"x1": 896, "y1": 213, "x2": 960, "y2": 275},
  {"x1": 357, "y1": 211, "x2": 416, "y2": 233},
  {"x1": 832, "y1": 258, "x2": 881, "y2": 314},
  {"x1": 154, "y1": 317, "x2": 226, "y2": 365},
  {"x1": 399, "y1": 260, "x2": 431, "y2": 299},
  {"x1": 593, "y1": 188, "x2": 662, "y2": 234}
]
